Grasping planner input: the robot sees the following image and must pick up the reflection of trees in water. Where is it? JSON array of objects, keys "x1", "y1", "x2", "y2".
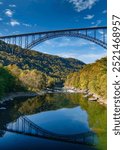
[
  {"x1": 79, "y1": 98, "x2": 107, "y2": 150},
  {"x1": 0, "y1": 94, "x2": 79, "y2": 131},
  {"x1": 0, "y1": 93, "x2": 106, "y2": 149},
  {"x1": 18, "y1": 93, "x2": 82, "y2": 115},
  {"x1": 0, "y1": 94, "x2": 78, "y2": 138}
]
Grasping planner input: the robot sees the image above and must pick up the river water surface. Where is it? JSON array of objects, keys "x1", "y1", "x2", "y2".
[{"x1": 0, "y1": 93, "x2": 107, "y2": 150}]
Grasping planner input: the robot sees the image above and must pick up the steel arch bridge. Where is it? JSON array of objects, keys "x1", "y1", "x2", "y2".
[{"x1": 0, "y1": 26, "x2": 107, "y2": 51}]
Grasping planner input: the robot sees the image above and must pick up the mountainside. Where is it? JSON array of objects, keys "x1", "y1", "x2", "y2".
[
  {"x1": 64, "y1": 57, "x2": 107, "y2": 100},
  {"x1": 0, "y1": 40, "x2": 85, "y2": 99},
  {"x1": 0, "y1": 40, "x2": 85, "y2": 80}
]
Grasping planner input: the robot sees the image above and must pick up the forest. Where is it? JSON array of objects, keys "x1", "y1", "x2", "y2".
[
  {"x1": 0, "y1": 40, "x2": 84, "y2": 80},
  {"x1": 0, "y1": 40, "x2": 106, "y2": 101},
  {"x1": 0, "y1": 40, "x2": 84, "y2": 100},
  {"x1": 0, "y1": 64, "x2": 55, "y2": 98},
  {"x1": 64, "y1": 57, "x2": 107, "y2": 100}
]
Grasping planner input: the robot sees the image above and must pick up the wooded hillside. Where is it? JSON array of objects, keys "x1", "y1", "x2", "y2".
[{"x1": 64, "y1": 57, "x2": 107, "y2": 99}]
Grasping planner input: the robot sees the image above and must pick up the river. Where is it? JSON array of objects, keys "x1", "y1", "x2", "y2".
[{"x1": 0, "y1": 93, "x2": 107, "y2": 150}]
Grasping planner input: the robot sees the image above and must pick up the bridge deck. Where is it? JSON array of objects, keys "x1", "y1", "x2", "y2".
[{"x1": 0, "y1": 26, "x2": 107, "y2": 38}]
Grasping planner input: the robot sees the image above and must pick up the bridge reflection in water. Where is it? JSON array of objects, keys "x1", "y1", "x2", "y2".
[{"x1": 4, "y1": 116, "x2": 96, "y2": 145}]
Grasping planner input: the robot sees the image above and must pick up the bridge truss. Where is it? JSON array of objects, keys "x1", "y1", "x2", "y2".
[{"x1": 0, "y1": 26, "x2": 107, "y2": 52}]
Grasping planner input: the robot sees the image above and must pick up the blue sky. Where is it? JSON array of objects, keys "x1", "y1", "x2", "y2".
[{"x1": 0, "y1": 0, "x2": 107, "y2": 63}]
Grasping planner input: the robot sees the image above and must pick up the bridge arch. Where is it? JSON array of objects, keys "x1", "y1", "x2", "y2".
[
  {"x1": 26, "y1": 32, "x2": 107, "y2": 49},
  {"x1": 0, "y1": 26, "x2": 107, "y2": 51}
]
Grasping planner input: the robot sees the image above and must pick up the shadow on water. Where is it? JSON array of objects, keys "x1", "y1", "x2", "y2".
[{"x1": 0, "y1": 93, "x2": 106, "y2": 150}]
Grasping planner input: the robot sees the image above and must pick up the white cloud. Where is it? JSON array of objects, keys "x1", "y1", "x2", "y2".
[
  {"x1": 55, "y1": 52, "x2": 106, "y2": 63},
  {"x1": 5, "y1": 9, "x2": 14, "y2": 17},
  {"x1": 7, "y1": 20, "x2": 32, "y2": 27},
  {"x1": 12, "y1": 31, "x2": 20, "y2": 34},
  {"x1": 79, "y1": 53, "x2": 106, "y2": 60},
  {"x1": 99, "y1": 33, "x2": 107, "y2": 42},
  {"x1": 22, "y1": 23, "x2": 32, "y2": 27},
  {"x1": 102, "y1": 10, "x2": 107, "y2": 14},
  {"x1": 67, "y1": 0, "x2": 98, "y2": 12},
  {"x1": 57, "y1": 52, "x2": 78, "y2": 59},
  {"x1": 98, "y1": 30, "x2": 104, "y2": 35},
  {"x1": 84, "y1": 14, "x2": 94, "y2": 19},
  {"x1": 9, "y1": 4, "x2": 16, "y2": 7},
  {"x1": 10, "y1": 19, "x2": 20, "y2": 26},
  {"x1": 43, "y1": 38, "x2": 89, "y2": 48},
  {"x1": 0, "y1": 17, "x2": 3, "y2": 21},
  {"x1": 95, "y1": 20, "x2": 102, "y2": 26},
  {"x1": 0, "y1": 2, "x2": 3, "y2": 5}
]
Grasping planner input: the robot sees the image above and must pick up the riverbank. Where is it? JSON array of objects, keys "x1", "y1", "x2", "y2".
[
  {"x1": 0, "y1": 88, "x2": 67, "y2": 104},
  {"x1": 64, "y1": 87, "x2": 107, "y2": 106},
  {"x1": 0, "y1": 88, "x2": 107, "y2": 106},
  {"x1": 0, "y1": 88, "x2": 66, "y2": 104},
  {"x1": 0, "y1": 92, "x2": 41, "y2": 104}
]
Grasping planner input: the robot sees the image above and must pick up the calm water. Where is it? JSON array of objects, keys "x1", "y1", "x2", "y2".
[{"x1": 0, "y1": 93, "x2": 107, "y2": 150}]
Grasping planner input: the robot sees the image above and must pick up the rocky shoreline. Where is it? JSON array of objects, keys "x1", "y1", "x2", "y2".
[
  {"x1": 0, "y1": 92, "x2": 41, "y2": 104},
  {"x1": 0, "y1": 89, "x2": 67, "y2": 104},
  {"x1": 0, "y1": 88, "x2": 107, "y2": 106},
  {"x1": 64, "y1": 87, "x2": 107, "y2": 106}
]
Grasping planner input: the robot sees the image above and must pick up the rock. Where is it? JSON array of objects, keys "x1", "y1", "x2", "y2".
[
  {"x1": 97, "y1": 99, "x2": 107, "y2": 105},
  {"x1": 67, "y1": 89, "x2": 75, "y2": 93},
  {"x1": 88, "y1": 97, "x2": 98, "y2": 101},
  {"x1": 84, "y1": 95, "x2": 88, "y2": 98}
]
